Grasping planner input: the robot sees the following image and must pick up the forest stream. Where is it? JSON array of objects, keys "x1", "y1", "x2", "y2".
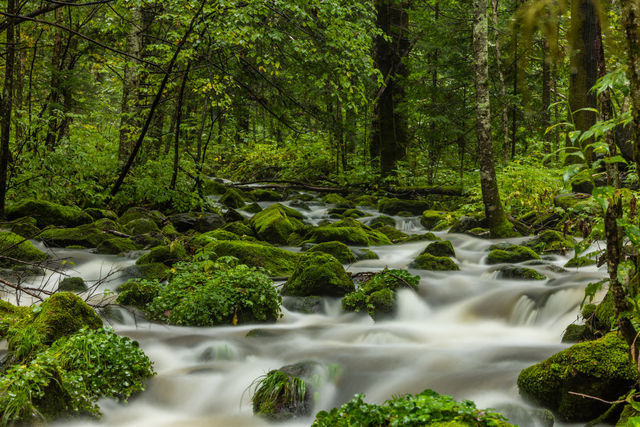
[{"x1": 9, "y1": 196, "x2": 603, "y2": 427}]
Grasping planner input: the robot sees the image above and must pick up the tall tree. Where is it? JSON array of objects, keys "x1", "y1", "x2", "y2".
[
  {"x1": 370, "y1": 0, "x2": 410, "y2": 177},
  {"x1": 473, "y1": 0, "x2": 514, "y2": 237},
  {"x1": 620, "y1": 0, "x2": 640, "y2": 172},
  {"x1": 0, "y1": 0, "x2": 17, "y2": 217}
]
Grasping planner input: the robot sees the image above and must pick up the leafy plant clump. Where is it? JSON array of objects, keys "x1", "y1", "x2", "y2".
[
  {"x1": 252, "y1": 370, "x2": 308, "y2": 420},
  {"x1": 312, "y1": 389, "x2": 512, "y2": 426},
  {"x1": 342, "y1": 269, "x2": 419, "y2": 319},
  {"x1": 145, "y1": 255, "x2": 282, "y2": 326},
  {"x1": 0, "y1": 327, "x2": 155, "y2": 424}
]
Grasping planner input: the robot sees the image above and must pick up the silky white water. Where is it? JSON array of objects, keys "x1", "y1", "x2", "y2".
[{"x1": 18, "y1": 205, "x2": 605, "y2": 427}]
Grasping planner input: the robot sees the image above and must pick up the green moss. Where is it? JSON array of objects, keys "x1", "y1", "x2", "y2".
[
  {"x1": 202, "y1": 179, "x2": 227, "y2": 195},
  {"x1": 220, "y1": 188, "x2": 246, "y2": 208},
  {"x1": 306, "y1": 241, "x2": 357, "y2": 264},
  {"x1": 496, "y1": 266, "x2": 546, "y2": 280},
  {"x1": 243, "y1": 202, "x2": 263, "y2": 214},
  {"x1": 6, "y1": 199, "x2": 92, "y2": 228},
  {"x1": 487, "y1": 245, "x2": 540, "y2": 264},
  {"x1": 223, "y1": 222, "x2": 255, "y2": 237},
  {"x1": 96, "y1": 237, "x2": 139, "y2": 255},
  {"x1": 420, "y1": 210, "x2": 450, "y2": 229},
  {"x1": 594, "y1": 292, "x2": 616, "y2": 331},
  {"x1": 490, "y1": 219, "x2": 519, "y2": 238},
  {"x1": 38, "y1": 224, "x2": 107, "y2": 248},
  {"x1": 307, "y1": 219, "x2": 392, "y2": 246},
  {"x1": 192, "y1": 229, "x2": 240, "y2": 247},
  {"x1": 321, "y1": 193, "x2": 354, "y2": 208},
  {"x1": 124, "y1": 218, "x2": 160, "y2": 235},
  {"x1": 354, "y1": 194, "x2": 378, "y2": 207},
  {"x1": 378, "y1": 197, "x2": 430, "y2": 215},
  {"x1": 136, "y1": 242, "x2": 187, "y2": 267},
  {"x1": 422, "y1": 240, "x2": 455, "y2": 257},
  {"x1": 135, "y1": 262, "x2": 170, "y2": 281},
  {"x1": 250, "y1": 203, "x2": 305, "y2": 244},
  {"x1": 353, "y1": 248, "x2": 379, "y2": 260},
  {"x1": 119, "y1": 207, "x2": 157, "y2": 225},
  {"x1": 0, "y1": 231, "x2": 47, "y2": 267},
  {"x1": 561, "y1": 324, "x2": 590, "y2": 343},
  {"x1": 404, "y1": 232, "x2": 440, "y2": 242},
  {"x1": 525, "y1": 230, "x2": 575, "y2": 254},
  {"x1": 283, "y1": 253, "x2": 354, "y2": 297},
  {"x1": 84, "y1": 208, "x2": 119, "y2": 221},
  {"x1": 58, "y1": 277, "x2": 87, "y2": 292},
  {"x1": 369, "y1": 215, "x2": 396, "y2": 229},
  {"x1": 116, "y1": 280, "x2": 161, "y2": 308},
  {"x1": 0, "y1": 300, "x2": 31, "y2": 338},
  {"x1": 375, "y1": 225, "x2": 409, "y2": 243},
  {"x1": 565, "y1": 256, "x2": 596, "y2": 268},
  {"x1": 517, "y1": 333, "x2": 637, "y2": 422},
  {"x1": 9, "y1": 217, "x2": 40, "y2": 239},
  {"x1": 410, "y1": 254, "x2": 459, "y2": 271},
  {"x1": 161, "y1": 223, "x2": 180, "y2": 239},
  {"x1": 616, "y1": 404, "x2": 640, "y2": 426},
  {"x1": 205, "y1": 240, "x2": 299, "y2": 276},
  {"x1": 249, "y1": 189, "x2": 283, "y2": 201}
]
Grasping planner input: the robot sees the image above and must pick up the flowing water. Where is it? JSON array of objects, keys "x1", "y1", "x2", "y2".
[{"x1": 10, "y1": 199, "x2": 607, "y2": 427}]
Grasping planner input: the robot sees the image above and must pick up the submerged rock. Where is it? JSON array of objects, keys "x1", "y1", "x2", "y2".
[
  {"x1": 282, "y1": 253, "x2": 354, "y2": 297},
  {"x1": 517, "y1": 333, "x2": 637, "y2": 422}
]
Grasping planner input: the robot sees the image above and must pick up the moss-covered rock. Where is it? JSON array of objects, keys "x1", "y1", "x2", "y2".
[
  {"x1": 0, "y1": 231, "x2": 47, "y2": 267},
  {"x1": 250, "y1": 203, "x2": 305, "y2": 244},
  {"x1": 306, "y1": 219, "x2": 392, "y2": 246},
  {"x1": 136, "y1": 242, "x2": 187, "y2": 267},
  {"x1": 37, "y1": 224, "x2": 107, "y2": 248},
  {"x1": 369, "y1": 215, "x2": 396, "y2": 229},
  {"x1": 375, "y1": 225, "x2": 409, "y2": 243},
  {"x1": 565, "y1": 256, "x2": 597, "y2": 268},
  {"x1": 124, "y1": 218, "x2": 160, "y2": 236},
  {"x1": 223, "y1": 222, "x2": 255, "y2": 237},
  {"x1": 205, "y1": 240, "x2": 299, "y2": 276},
  {"x1": 524, "y1": 230, "x2": 575, "y2": 254},
  {"x1": 6, "y1": 199, "x2": 92, "y2": 228},
  {"x1": 420, "y1": 210, "x2": 450, "y2": 230},
  {"x1": 96, "y1": 237, "x2": 139, "y2": 255},
  {"x1": 282, "y1": 253, "x2": 354, "y2": 297},
  {"x1": 554, "y1": 193, "x2": 600, "y2": 215},
  {"x1": 353, "y1": 248, "x2": 379, "y2": 260},
  {"x1": 487, "y1": 245, "x2": 540, "y2": 264},
  {"x1": 220, "y1": 188, "x2": 246, "y2": 208},
  {"x1": 243, "y1": 202, "x2": 263, "y2": 214},
  {"x1": 9, "y1": 217, "x2": 40, "y2": 239},
  {"x1": 132, "y1": 232, "x2": 167, "y2": 249},
  {"x1": 404, "y1": 232, "x2": 440, "y2": 242},
  {"x1": 0, "y1": 300, "x2": 32, "y2": 338},
  {"x1": 160, "y1": 223, "x2": 180, "y2": 239},
  {"x1": 449, "y1": 216, "x2": 484, "y2": 234},
  {"x1": 118, "y1": 207, "x2": 157, "y2": 225},
  {"x1": 58, "y1": 277, "x2": 87, "y2": 292},
  {"x1": 422, "y1": 240, "x2": 455, "y2": 258},
  {"x1": 122, "y1": 262, "x2": 170, "y2": 281},
  {"x1": 496, "y1": 266, "x2": 546, "y2": 280},
  {"x1": 84, "y1": 208, "x2": 118, "y2": 222},
  {"x1": 167, "y1": 212, "x2": 225, "y2": 233},
  {"x1": 342, "y1": 209, "x2": 367, "y2": 218},
  {"x1": 321, "y1": 193, "x2": 354, "y2": 208},
  {"x1": 116, "y1": 280, "x2": 161, "y2": 308},
  {"x1": 306, "y1": 241, "x2": 357, "y2": 264},
  {"x1": 410, "y1": 253, "x2": 459, "y2": 271},
  {"x1": 202, "y1": 179, "x2": 227, "y2": 195},
  {"x1": 354, "y1": 194, "x2": 378, "y2": 208},
  {"x1": 249, "y1": 189, "x2": 283, "y2": 201},
  {"x1": 561, "y1": 324, "x2": 591, "y2": 343},
  {"x1": 378, "y1": 198, "x2": 430, "y2": 215},
  {"x1": 517, "y1": 333, "x2": 637, "y2": 422}
]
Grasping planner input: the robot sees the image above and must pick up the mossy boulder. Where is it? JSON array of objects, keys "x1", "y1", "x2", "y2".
[
  {"x1": 192, "y1": 230, "x2": 239, "y2": 247},
  {"x1": 375, "y1": 225, "x2": 409, "y2": 243},
  {"x1": 249, "y1": 189, "x2": 283, "y2": 201},
  {"x1": 84, "y1": 208, "x2": 118, "y2": 221},
  {"x1": 449, "y1": 216, "x2": 484, "y2": 234},
  {"x1": 0, "y1": 300, "x2": 32, "y2": 338},
  {"x1": 116, "y1": 280, "x2": 161, "y2": 308},
  {"x1": 243, "y1": 202, "x2": 263, "y2": 214},
  {"x1": 6, "y1": 199, "x2": 92, "y2": 228},
  {"x1": 202, "y1": 179, "x2": 227, "y2": 195},
  {"x1": 119, "y1": 207, "x2": 159, "y2": 226},
  {"x1": 124, "y1": 218, "x2": 160, "y2": 236},
  {"x1": 38, "y1": 224, "x2": 106, "y2": 249},
  {"x1": 404, "y1": 232, "x2": 440, "y2": 242},
  {"x1": 223, "y1": 222, "x2": 255, "y2": 237},
  {"x1": 92, "y1": 218, "x2": 122, "y2": 233},
  {"x1": 341, "y1": 209, "x2": 367, "y2": 219},
  {"x1": 15, "y1": 293, "x2": 102, "y2": 346},
  {"x1": 420, "y1": 210, "x2": 450, "y2": 230},
  {"x1": 250, "y1": 204, "x2": 305, "y2": 244},
  {"x1": 168, "y1": 212, "x2": 225, "y2": 233},
  {"x1": 369, "y1": 215, "x2": 396, "y2": 229},
  {"x1": 306, "y1": 241, "x2": 357, "y2": 264},
  {"x1": 378, "y1": 198, "x2": 430, "y2": 215},
  {"x1": 524, "y1": 230, "x2": 575, "y2": 254},
  {"x1": 220, "y1": 188, "x2": 246, "y2": 208},
  {"x1": 58, "y1": 277, "x2": 87, "y2": 292},
  {"x1": 554, "y1": 193, "x2": 600, "y2": 215},
  {"x1": 422, "y1": 240, "x2": 455, "y2": 258},
  {"x1": 410, "y1": 253, "x2": 459, "y2": 271},
  {"x1": 496, "y1": 266, "x2": 546, "y2": 280},
  {"x1": 354, "y1": 194, "x2": 378, "y2": 208},
  {"x1": 136, "y1": 243, "x2": 187, "y2": 267},
  {"x1": 0, "y1": 231, "x2": 47, "y2": 267},
  {"x1": 282, "y1": 253, "x2": 354, "y2": 297},
  {"x1": 9, "y1": 217, "x2": 40, "y2": 239},
  {"x1": 121, "y1": 262, "x2": 170, "y2": 281},
  {"x1": 517, "y1": 333, "x2": 637, "y2": 422},
  {"x1": 96, "y1": 237, "x2": 139, "y2": 255},
  {"x1": 205, "y1": 240, "x2": 299, "y2": 276},
  {"x1": 307, "y1": 219, "x2": 391, "y2": 246},
  {"x1": 487, "y1": 245, "x2": 540, "y2": 264},
  {"x1": 565, "y1": 256, "x2": 597, "y2": 268},
  {"x1": 321, "y1": 193, "x2": 354, "y2": 208}
]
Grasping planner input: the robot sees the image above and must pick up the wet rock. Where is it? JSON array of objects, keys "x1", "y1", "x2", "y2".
[
  {"x1": 0, "y1": 231, "x2": 47, "y2": 267},
  {"x1": 242, "y1": 202, "x2": 263, "y2": 214},
  {"x1": 352, "y1": 248, "x2": 379, "y2": 260},
  {"x1": 124, "y1": 218, "x2": 160, "y2": 236},
  {"x1": 250, "y1": 204, "x2": 305, "y2": 245},
  {"x1": 6, "y1": 199, "x2": 92, "y2": 228},
  {"x1": 449, "y1": 215, "x2": 483, "y2": 234},
  {"x1": 249, "y1": 189, "x2": 283, "y2": 201},
  {"x1": 369, "y1": 215, "x2": 396, "y2": 229},
  {"x1": 220, "y1": 188, "x2": 246, "y2": 208},
  {"x1": 38, "y1": 224, "x2": 107, "y2": 248},
  {"x1": 9, "y1": 217, "x2": 40, "y2": 239},
  {"x1": 496, "y1": 266, "x2": 546, "y2": 280},
  {"x1": 517, "y1": 333, "x2": 637, "y2": 422},
  {"x1": 120, "y1": 262, "x2": 169, "y2": 281},
  {"x1": 422, "y1": 240, "x2": 455, "y2": 258},
  {"x1": 487, "y1": 245, "x2": 540, "y2": 264},
  {"x1": 524, "y1": 230, "x2": 574, "y2": 254},
  {"x1": 84, "y1": 208, "x2": 118, "y2": 222},
  {"x1": 252, "y1": 362, "x2": 317, "y2": 420},
  {"x1": 321, "y1": 193, "x2": 354, "y2": 208},
  {"x1": 136, "y1": 242, "x2": 187, "y2": 267},
  {"x1": 375, "y1": 225, "x2": 409, "y2": 243},
  {"x1": 96, "y1": 237, "x2": 139, "y2": 255},
  {"x1": 564, "y1": 256, "x2": 596, "y2": 268},
  {"x1": 410, "y1": 253, "x2": 459, "y2": 271},
  {"x1": 282, "y1": 253, "x2": 354, "y2": 297},
  {"x1": 378, "y1": 198, "x2": 430, "y2": 215},
  {"x1": 306, "y1": 218, "x2": 391, "y2": 246},
  {"x1": 58, "y1": 277, "x2": 87, "y2": 292},
  {"x1": 202, "y1": 179, "x2": 227, "y2": 195},
  {"x1": 223, "y1": 208, "x2": 245, "y2": 223},
  {"x1": 116, "y1": 280, "x2": 161, "y2": 308},
  {"x1": 306, "y1": 241, "x2": 357, "y2": 264},
  {"x1": 282, "y1": 296, "x2": 325, "y2": 314},
  {"x1": 205, "y1": 240, "x2": 299, "y2": 276},
  {"x1": 223, "y1": 222, "x2": 255, "y2": 237},
  {"x1": 420, "y1": 210, "x2": 450, "y2": 230}
]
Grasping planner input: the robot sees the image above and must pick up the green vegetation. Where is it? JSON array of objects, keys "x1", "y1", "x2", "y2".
[
  {"x1": 282, "y1": 252, "x2": 354, "y2": 297},
  {"x1": 252, "y1": 370, "x2": 308, "y2": 420}
]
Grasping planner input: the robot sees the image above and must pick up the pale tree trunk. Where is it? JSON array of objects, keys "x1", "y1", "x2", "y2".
[
  {"x1": 490, "y1": 0, "x2": 510, "y2": 163},
  {"x1": 620, "y1": 0, "x2": 640, "y2": 173},
  {"x1": 118, "y1": 6, "x2": 143, "y2": 164},
  {"x1": 473, "y1": 0, "x2": 514, "y2": 237}
]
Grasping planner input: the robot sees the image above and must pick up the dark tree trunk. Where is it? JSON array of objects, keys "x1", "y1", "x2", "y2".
[
  {"x1": 0, "y1": 0, "x2": 17, "y2": 217},
  {"x1": 542, "y1": 39, "x2": 551, "y2": 151},
  {"x1": 371, "y1": 0, "x2": 410, "y2": 177},
  {"x1": 621, "y1": 0, "x2": 640, "y2": 172},
  {"x1": 170, "y1": 65, "x2": 190, "y2": 190}
]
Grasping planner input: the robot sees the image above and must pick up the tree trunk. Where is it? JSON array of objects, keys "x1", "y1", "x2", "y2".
[
  {"x1": 371, "y1": 0, "x2": 410, "y2": 177},
  {"x1": 473, "y1": 0, "x2": 513, "y2": 237},
  {"x1": 621, "y1": 0, "x2": 640, "y2": 173},
  {"x1": 0, "y1": 0, "x2": 17, "y2": 217},
  {"x1": 541, "y1": 38, "x2": 551, "y2": 151},
  {"x1": 568, "y1": 0, "x2": 599, "y2": 163},
  {"x1": 490, "y1": 0, "x2": 510, "y2": 163},
  {"x1": 170, "y1": 65, "x2": 190, "y2": 190}
]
